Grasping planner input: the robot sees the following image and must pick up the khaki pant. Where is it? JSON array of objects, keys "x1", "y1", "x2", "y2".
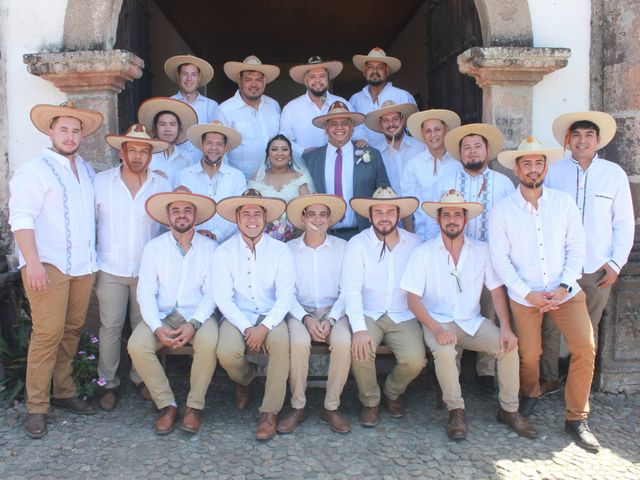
[
  {"x1": 351, "y1": 315, "x2": 426, "y2": 407},
  {"x1": 423, "y1": 318, "x2": 519, "y2": 412},
  {"x1": 217, "y1": 319, "x2": 289, "y2": 413},
  {"x1": 127, "y1": 313, "x2": 218, "y2": 410},
  {"x1": 475, "y1": 286, "x2": 497, "y2": 376},
  {"x1": 287, "y1": 307, "x2": 351, "y2": 410},
  {"x1": 22, "y1": 264, "x2": 95, "y2": 414},
  {"x1": 510, "y1": 292, "x2": 595, "y2": 421},
  {"x1": 96, "y1": 271, "x2": 143, "y2": 389}
]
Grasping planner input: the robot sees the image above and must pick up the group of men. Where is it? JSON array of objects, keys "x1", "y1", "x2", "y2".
[{"x1": 8, "y1": 48, "x2": 634, "y2": 454}]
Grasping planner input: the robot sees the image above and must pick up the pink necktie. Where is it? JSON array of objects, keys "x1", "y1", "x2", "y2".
[{"x1": 334, "y1": 147, "x2": 343, "y2": 197}]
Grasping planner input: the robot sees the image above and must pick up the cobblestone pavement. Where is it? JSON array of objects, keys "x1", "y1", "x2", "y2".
[{"x1": 1, "y1": 373, "x2": 638, "y2": 480}]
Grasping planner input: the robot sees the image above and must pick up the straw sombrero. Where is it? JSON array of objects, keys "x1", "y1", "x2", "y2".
[
  {"x1": 286, "y1": 194, "x2": 347, "y2": 230},
  {"x1": 364, "y1": 101, "x2": 418, "y2": 133},
  {"x1": 552, "y1": 111, "x2": 617, "y2": 150},
  {"x1": 145, "y1": 186, "x2": 216, "y2": 226},
  {"x1": 289, "y1": 56, "x2": 343, "y2": 84},
  {"x1": 223, "y1": 55, "x2": 280, "y2": 84},
  {"x1": 216, "y1": 189, "x2": 286, "y2": 224},
  {"x1": 186, "y1": 120, "x2": 242, "y2": 152},
  {"x1": 497, "y1": 136, "x2": 564, "y2": 169},
  {"x1": 31, "y1": 101, "x2": 103, "y2": 137},
  {"x1": 164, "y1": 55, "x2": 214, "y2": 87},
  {"x1": 350, "y1": 186, "x2": 418, "y2": 219},
  {"x1": 422, "y1": 189, "x2": 483, "y2": 220},
  {"x1": 137, "y1": 97, "x2": 198, "y2": 145},
  {"x1": 406, "y1": 109, "x2": 461, "y2": 143},
  {"x1": 444, "y1": 124, "x2": 504, "y2": 161},
  {"x1": 105, "y1": 124, "x2": 169, "y2": 153},
  {"x1": 352, "y1": 48, "x2": 401, "y2": 74},
  {"x1": 312, "y1": 101, "x2": 365, "y2": 129}
]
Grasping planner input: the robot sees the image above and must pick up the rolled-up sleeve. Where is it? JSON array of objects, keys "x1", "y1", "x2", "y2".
[{"x1": 9, "y1": 165, "x2": 44, "y2": 231}]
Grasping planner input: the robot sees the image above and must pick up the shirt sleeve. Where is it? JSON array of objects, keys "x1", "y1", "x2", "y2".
[
  {"x1": 207, "y1": 99, "x2": 220, "y2": 122},
  {"x1": 279, "y1": 104, "x2": 304, "y2": 159},
  {"x1": 341, "y1": 241, "x2": 367, "y2": 332},
  {"x1": 560, "y1": 199, "x2": 586, "y2": 287},
  {"x1": 136, "y1": 243, "x2": 164, "y2": 332},
  {"x1": 8, "y1": 164, "x2": 44, "y2": 231},
  {"x1": 400, "y1": 249, "x2": 427, "y2": 296},
  {"x1": 400, "y1": 157, "x2": 417, "y2": 198},
  {"x1": 262, "y1": 246, "x2": 295, "y2": 329},
  {"x1": 609, "y1": 171, "x2": 635, "y2": 273},
  {"x1": 483, "y1": 248, "x2": 503, "y2": 291},
  {"x1": 191, "y1": 244, "x2": 217, "y2": 323}
]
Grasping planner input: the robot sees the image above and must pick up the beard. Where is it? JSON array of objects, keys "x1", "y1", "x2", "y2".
[
  {"x1": 308, "y1": 86, "x2": 328, "y2": 98},
  {"x1": 464, "y1": 160, "x2": 485, "y2": 172},
  {"x1": 203, "y1": 152, "x2": 223, "y2": 166},
  {"x1": 519, "y1": 176, "x2": 544, "y2": 190},
  {"x1": 367, "y1": 78, "x2": 384, "y2": 87},
  {"x1": 170, "y1": 218, "x2": 195, "y2": 233},
  {"x1": 52, "y1": 142, "x2": 80, "y2": 157},
  {"x1": 373, "y1": 220, "x2": 398, "y2": 237},
  {"x1": 443, "y1": 227, "x2": 464, "y2": 240}
]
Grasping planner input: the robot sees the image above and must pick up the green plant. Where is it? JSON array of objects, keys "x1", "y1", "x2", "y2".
[
  {"x1": 72, "y1": 333, "x2": 101, "y2": 399},
  {"x1": 0, "y1": 320, "x2": 31, "y2": 403}
]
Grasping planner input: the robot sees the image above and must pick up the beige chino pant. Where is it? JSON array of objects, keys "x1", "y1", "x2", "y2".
[{"x1": 475, "y1": 286, "x2": 498, "y2": 376}]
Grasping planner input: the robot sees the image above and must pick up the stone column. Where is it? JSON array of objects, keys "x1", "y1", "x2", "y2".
[
  {"x1": 0, "y1": 7, "x2": 10, "y2": 255},
  {"x1": 23, "y1": 50, "x2": 144, "y2": 170}
]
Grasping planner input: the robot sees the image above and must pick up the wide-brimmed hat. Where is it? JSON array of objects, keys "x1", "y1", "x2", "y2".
[
  {"x1": 364, "y1": 101, "x2": 418, "y2": 133},
  {"x1": 289, "y1": 56, "x2": 343, "y2": 84},
  {"x1": 164, "y1": 54, "x2": 214, "y2": 87},
  {"x1": 312, "y1": 101, "x2": 365, "y2": 129},
  {"x1": 145, "y1": 186, "x2": 216, "y2": 226},
  {"x1": 497, "y1": 136, "x2": 565, "y2": 169},
  {"x1": 351, "y1": 186, "x2": 418, "y2": 219},
  {"x1": 406, "y1": 109, "x2": 461, "y2": 143},
  {"x1": 137, "y1": 97, "x2": 198, "y2": 145},
  {"x1": 552, "y1": 111, "x2": 617, "y2": 150},
  {"x1": 186, "y1": 120, "x2": 242, "y2": 152},
  {"x1": 31, "y1": 101, "x2": 103, "y2": 137},
  {"x1": 216, "y1": 188, "x2": 286, "y2": 224},
  {"x1": 444, "y1": 123, "x2": 504, "y2": 161},
  {"x1": 422, "y1": 189, "x2": 483, "y2": 220},
  {"x1": 352, "y1": 47, "x2": 402, "y2": 74},
  {"x1": 105, "y1": 124, "x2": 169, "y2": 153},
  {"x1": 223, "y1": 55, "x2": 280, "y2": 84},
  {"x1": 286, "y1": 194, "x2": 347, "y2": 230}
]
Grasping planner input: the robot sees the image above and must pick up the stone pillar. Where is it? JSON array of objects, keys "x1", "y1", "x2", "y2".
[
  {"x1": 0, "y1": 5, "x2": 10, "y2": 255},
  {"x1": 23, "y1": 50, "x2": 144, "y2": 170}
]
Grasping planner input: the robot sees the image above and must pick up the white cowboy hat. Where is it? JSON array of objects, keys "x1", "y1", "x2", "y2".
[
  {"x1": 289, "y1": 56, "x2": 344, "y2": 84},
  {"x1": 105, "y1": 124, "x2": 169, "y2": 153},
  {"x1": 145, "y1": 186, "x2": 216, "y2": 226},
  {"x1": 552, "y1": 111, "x2": 617, "y2": 150},
  {"x1": 186, "y1": 120, "x2": 242, "y2": 152},
  {"x1": 216, "y1": 188, "x2": 286, "y2": 224},
  {"x1": 164, "y1": 54, "x2": 214, "y2": 87},
  {"x1": 497, "y1": 136, "x2": 565, "y2": 169},
  {"x1": 137, "y1": 97, "x2": 198, "y2": 145},
  {"x1": 444, "y1": 123, "x2": 504, "y2": 161},
  {"x1": 352, "y1": 47, "x2": 402, "y2": 74},
  {"x1": 422, "y1": 189, "x2": 483, "y2": 220},
  {"x1": 364, "y1": 101, "x2": 418, "y2": 133},
  {"x1": 223, "y1": 55, "x2": 280, "y2": 84},
  {"x1": 312, "y1": 101, "x2": 365, "y2": 129},
  {"x1": 31, "y1": 101, "x2": 103, "y2": 137},
  {"x1": 351, "y1": 186, "x2": 419, "y2": 219},
  {"x1": 286, "y1": 194, "x2": 347, "y2": 230},
  {"x1": 406, "y1": 109, "x2": 462, "y2": 143}
]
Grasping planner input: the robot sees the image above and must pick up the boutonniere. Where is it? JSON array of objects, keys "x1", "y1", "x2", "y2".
[{"x1": 355, "y1": 148, "x2": 372, "y2": 165}]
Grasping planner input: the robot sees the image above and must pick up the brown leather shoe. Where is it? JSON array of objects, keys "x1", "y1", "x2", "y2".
[
  {"x1": 155, "y1": 405, "x2": 178, "y2": 435},
  {"x1": 51, "y1": 397, "x2": 95, "y2": 415},
  {"x1": 98, "y1": 390, "x2": 118, "y2": 411},
  {"x1": 321, "y1": 408, "x2": 351, "y2": 433},
  {"x1": 181, "y1": 406, "x2": 201, "y2": 434},
  {"x1": 497, "y1": 407, "x2": 538, "y2": 438},
  {"x1": 383, "y1": 395, "x2": 404, "y2": 418},
  {"x1": 256, "y1": 412, "x2": 277, "y2": 440},
  {"x1": 234, "y1": 381, "x2": 253, "y2": 410},
  {"x1": 359, "y1": 406, "x2": 380, "y2": 427},
  {"x1": 447, "y1": 408, "x2": 466, "y2": 440},
  {"x1": 276, "y1": 408, "x2": 308, "y2": 433},
  {"x1": 25, "y1": 413, "x2": 47, "y2": 439}
]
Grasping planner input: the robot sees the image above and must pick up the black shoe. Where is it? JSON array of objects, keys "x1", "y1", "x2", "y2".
[
  {"x1": 476, "y1": 375, "x2": 496, "y2": 395},
  {"x1": 518, "y1": 397, "x2": 538, "y2": 418},
  {"x1": 565, "y1": 419, "x2": 601, "y2": 451}
]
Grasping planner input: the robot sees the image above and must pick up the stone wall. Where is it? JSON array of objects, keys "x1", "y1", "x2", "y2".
[{"x1": 0, "y1": 1, "x2": 10, "y2": 255}]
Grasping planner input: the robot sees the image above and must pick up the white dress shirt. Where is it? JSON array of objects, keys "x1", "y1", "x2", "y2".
[
  {"x1": 171, "y1": 91, "x2": 220, "y2": 161},
  {"x1": 149, "y1": 144, "x2": 195, "y2": 188},
  {"x1": 9, "y1": 148, "x2": 97, "y2": 276},
  {"x1": 371, "y1": 134, "x2": 425, "y2": 195},
  {"x1": 324, "y1": 141, "x2": 356, "y2": 229},
  {"x1": 218, "y1": 90, "x2": 281, "y2": 180},
  {"x1": 95, "y1": 167, "x2": 170, "y2": 277},
  {"x1": 488, "y1": 186, "x2": 586, "y2": 307},
  {"x1": 401, "y1": 151, "x2": 460, "y2": 198},
  {"x1": 212, "y1": 233, "x2": 295, "y2": 333},
  {"x1": 341, "y1": 227, "x2": 422, "y2": 332},
  {"x1": 546, "y1": 154, "x2": 635, "y2": 274},
  {"x1": 137, "y1": 231, "x2": 217, "y2": 332},
  {"x1": 288, "y1": 234, "x2": 347, "y2": 322},
  {"x1": 178, "y1": 160, "x2": 247, "y2": 243},
  {"x1": 401, "y1": 235, "x2": 502, "y2": 335}
]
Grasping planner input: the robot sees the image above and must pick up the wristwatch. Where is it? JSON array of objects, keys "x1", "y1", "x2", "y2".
[
  {"x1": 188, "y1": 319, "x2": 203, "y2": 331},
  {"x1": 558, "y1": 283, "x2": 572, "y2": 293}
]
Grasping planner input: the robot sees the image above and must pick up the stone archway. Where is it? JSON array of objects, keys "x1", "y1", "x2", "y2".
[{"x1": 474, "y1": 0, "x2": 533, "y2": 47}]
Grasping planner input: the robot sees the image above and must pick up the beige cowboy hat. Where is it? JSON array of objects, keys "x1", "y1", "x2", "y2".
[
  {"x1": 216, "y1": 188, "x2": 286, "y2": 224},
  {"x1": 164, "y1": 54, "x2": 214, "y2": 87},
  {"x1": 406, "y1": 109, "x2": 462, "y2": 143},
  {"x1": 312, "y1": 101, "x2": 365, "y2": 129},
  {"x1": 497, "y1": 135, "x2": 565, "y2": 169},
  {"x1": 31, "y1": 101, "x2": 103, "y2": 137},
  {"x1": 444, "y1": 123, "x2": 504, "y2": 161},
  {"x1": 145, "y1": 186, "x2": 216, "y2": 226},
  {"x1": 286, "y1": 194, "x2": 347, "y2": 230},
  {"x1": 186, "y1": 120, "x2": 243, "y2": 152},
  {"x1": 105, "y1": 124, "x2": 169, "y2": 153},
  {"x1": 422, "y1": 189, "x2": 484, "y2": 220},
  {"x1": 223, "y1": 55, "x2": 280, "y2": 84},
  {"x1": 137, "y1": 97, "x2": 198, "y2": 145},
  {"x1": 364, "y1": 101, "x2": 418, "y2": 133},
  {"x1": 289, "y1": 56, "x2": 344, "y2": 84},
  {"x1": 351, "y1": 186, "x2": 419, "y2": 219},
  {"x1": 353, "y1": 47, "x2": 402, "y2": 74},
  {"x1": 552, "y1": 111, "x2": 617, "y2": 150}
]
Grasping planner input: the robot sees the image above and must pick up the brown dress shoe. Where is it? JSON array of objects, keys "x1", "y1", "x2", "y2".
[
  {"x1": 383, "y1": 395, "x2": 404, "y2": 418},
  {"x1": 51, "y1": 397, "x2": 95, "y2": 415},
  {"x1": 98, "y1": 390, "x2": 118, "y2": 411},
  {"x1": 181, "y1": 406, "x2": 201, "y2": 434},
  {"x1": 25, "y1": 413, "x2": 47, "y2": 439},
  {"x1": 447, "y1": 408, "x2": 466, "y2": 440},
  {"x1": 359, "y1": 406, "x2": 380, "y2": 427},
  {"x1": 256, "y1": 412, "x2": 277, "y2": 440},
  {"x1": 234, "y1": 381, "x2": 253, "y2": 410},
  {"x1": 321, "y1": 408, "x2": 351, "y2": 433},
  {"x1": 155, "y1": 405, "x2": 178, "y2": 435},
  {"x1": 497, "y1": 407, "x2": 538, "y2": 438},
  {"x1": 276, "y1": 408, "x2": 308, "y2": 433}
]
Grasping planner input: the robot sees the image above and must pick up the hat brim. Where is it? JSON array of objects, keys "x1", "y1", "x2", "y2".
[
  {"x1": 552, "y1": 111, "x2": 617, "y2": 150},
  {"x1": 312, "y1": 111, "x2": 365, "y2": 129},
  {"x1": 364, "y1": 103, "x2": 418, "y2": 133},
  {"x1": 286, "y1": 194, "x2": 347, "y2": 230},
  {"x1": 407, "y1": 110, "x2": 462, "y2": 143},
  {"x1": 497, "y1": 147, "x2": 565, "y2": 169},
  {"x1": 350, "y1": 196, "x2": 419, "y2": 219},
  {"x1": 289, "y1": 61, "x2": 344, "y2": 84},
  {"x1": 105, "y1": 134, "x2": 169, "y2": 154},
  {"x1": 186, "y1": 123, "x2": 242, "y2": 152},
  {"x1": 223, "y1": 62, "x2": 280, "y2": 84},
  {"x1": 352, "y1": 54, "x2": 401, "y2": 74},
  {"x1": 444, "y1": 124, "x2": 504, "y2": 161},
  {"x1": 216, "y1": 195, "x2": 286, "y2": 224},
  {"x1": 145, "y1": 191, "x2": 216, "y2": 226},
  {"x1": 30, "y1": 104, "x2": 103, "y2": 137},
  {"x1": 164, "y1": 55, "x2": 214, "y2": 87},
  {"x1": 422, "y1": 200, "x2": 484, "y2": 220},
  {"x1": 137, "y1": 97, "x2": 198, "y2": 145}
]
